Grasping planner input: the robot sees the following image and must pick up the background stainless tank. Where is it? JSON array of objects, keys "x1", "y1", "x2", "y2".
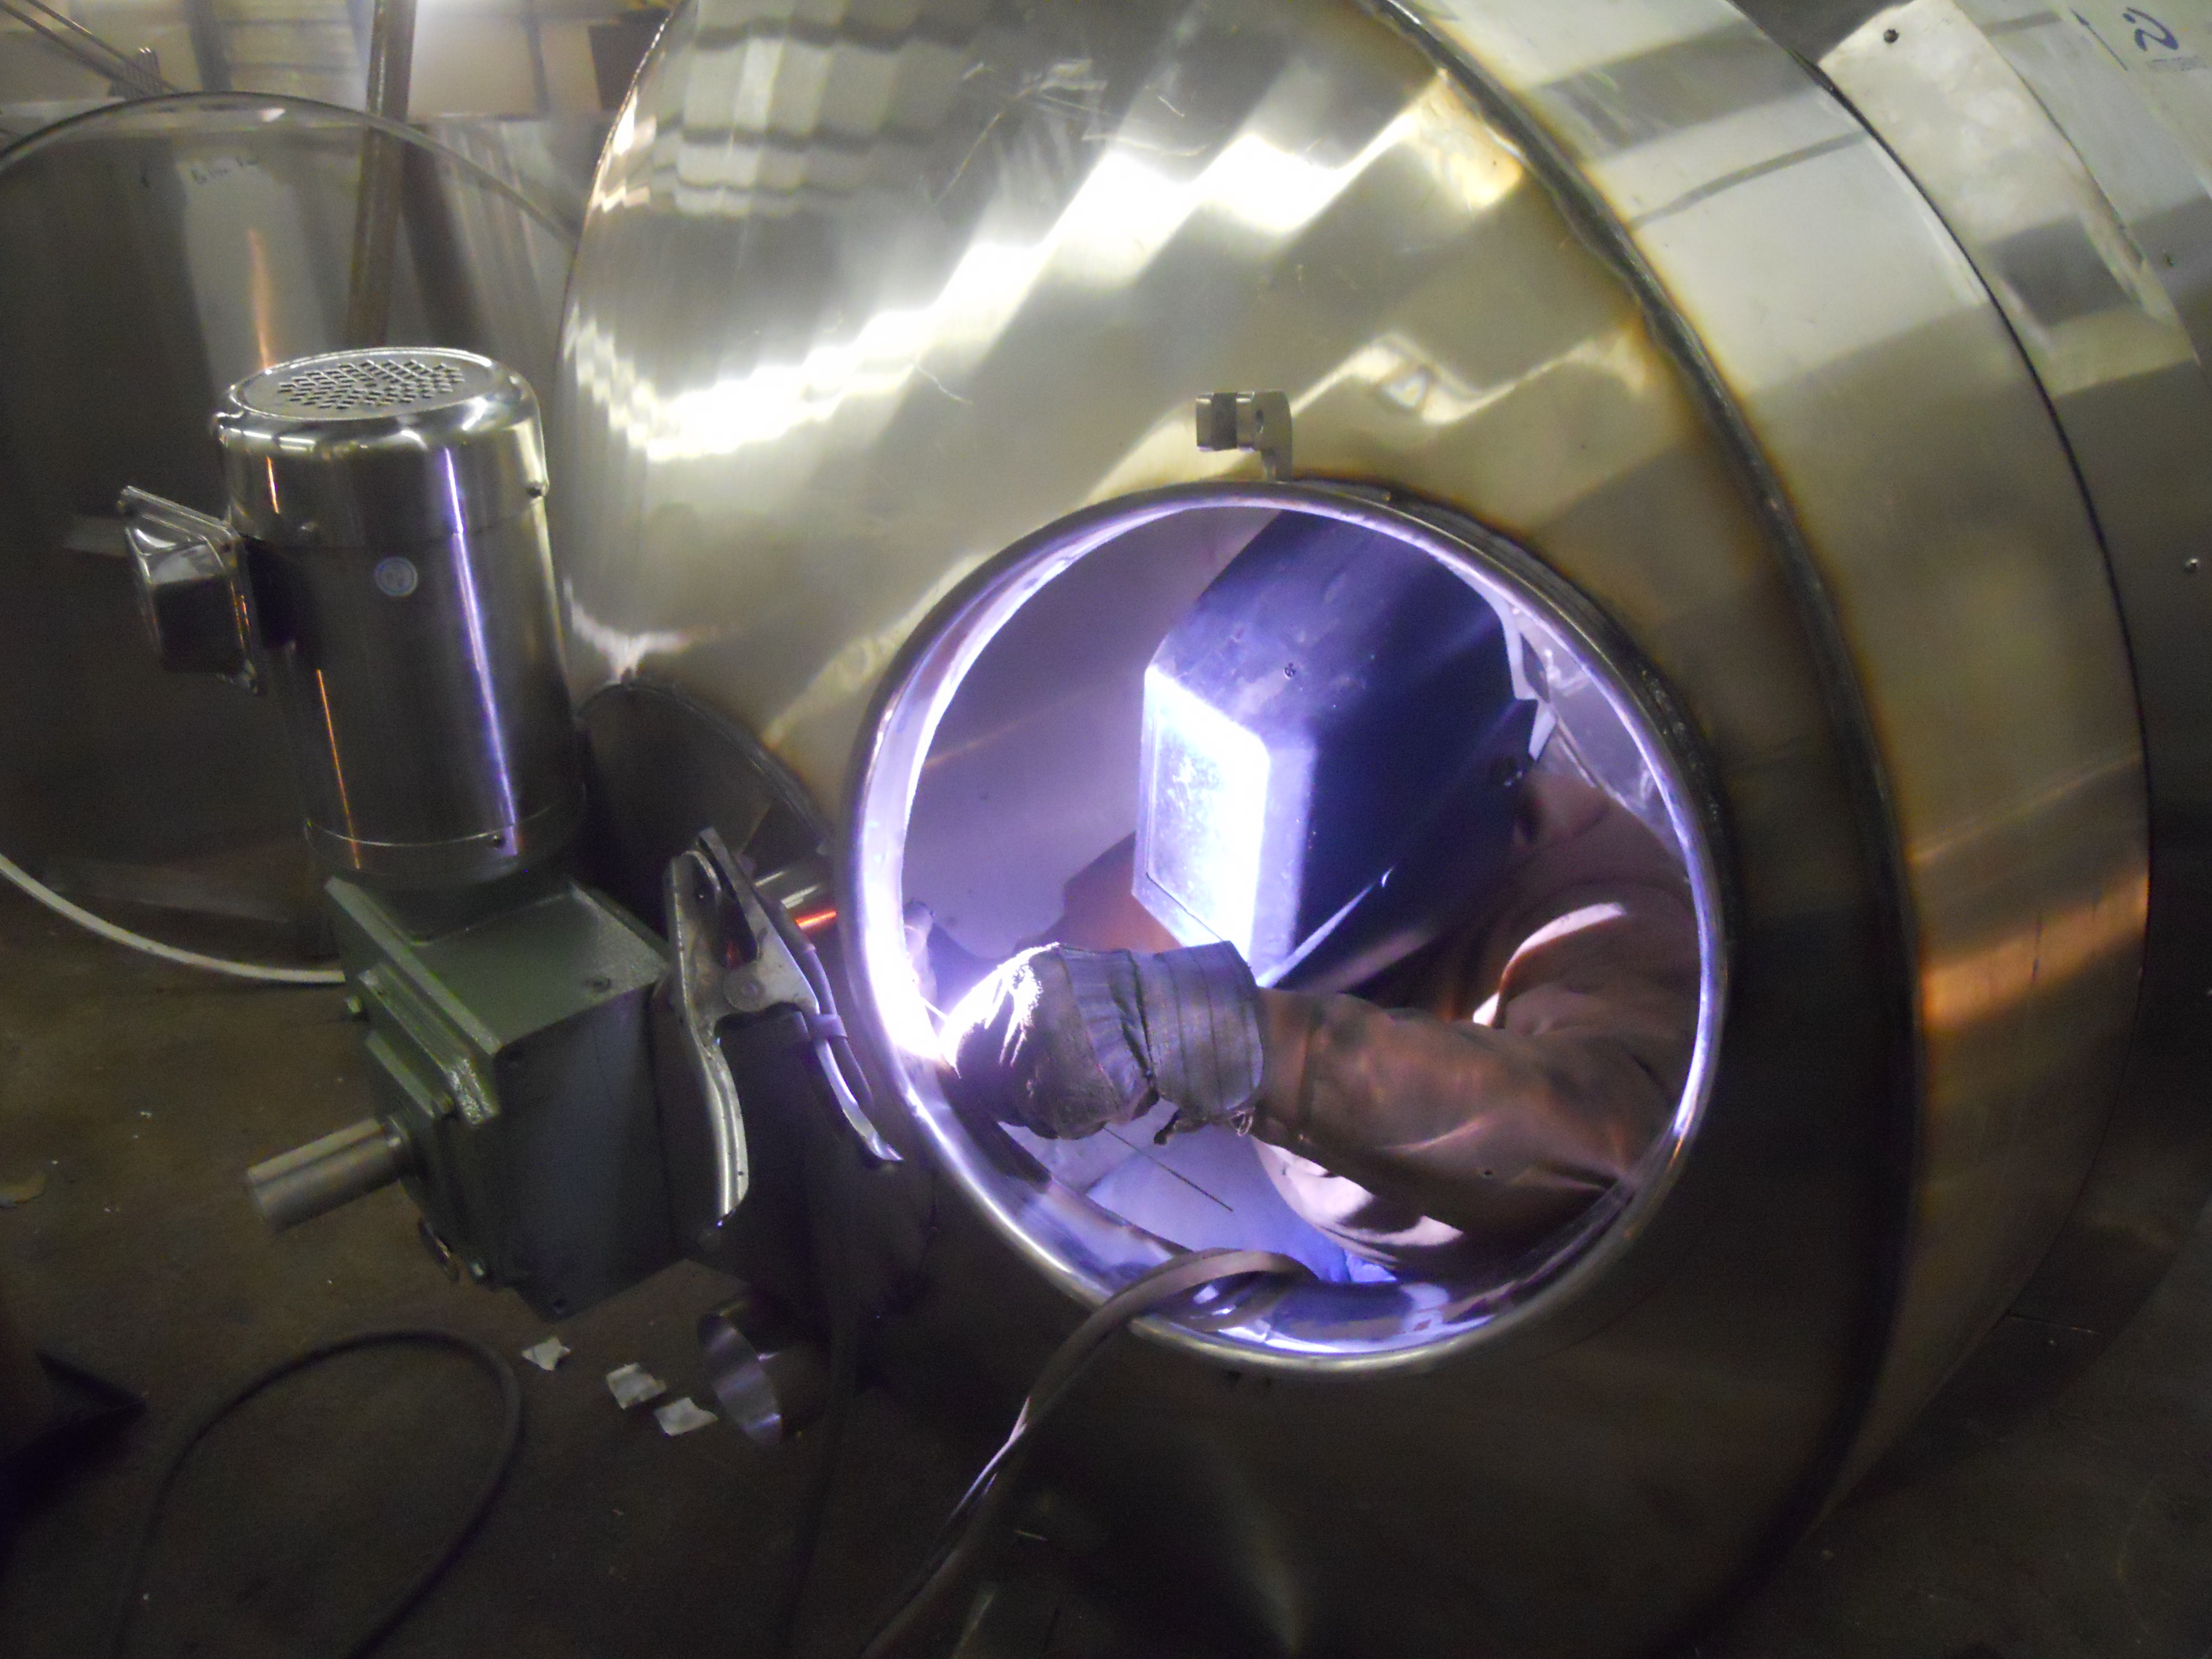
[{"x1": 548, "y1": 0, "x2": 2212, "y2": 1653}]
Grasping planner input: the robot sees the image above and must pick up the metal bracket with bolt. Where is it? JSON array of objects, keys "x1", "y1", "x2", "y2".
[{"x1": 1196, "y1": 390, "x2": 1293, "y2": 481}]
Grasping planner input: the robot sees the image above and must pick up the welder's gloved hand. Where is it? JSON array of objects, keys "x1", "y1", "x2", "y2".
[{"x1": 937, "y1": 944, "x2": 1264, "y2": 1141}]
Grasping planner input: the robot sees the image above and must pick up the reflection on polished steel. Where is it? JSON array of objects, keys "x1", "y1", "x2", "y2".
[
  {"x1": 697, "y1": 1287, "x2": 832, "y2": 1446},
  {"x1": 662, "y1": 839, "x2": 759, "y2": 1238},
  {"x1": 117, "y1": 486, "x2": 255, "y2": 685},
  {"x1": 1400, "y1": 0, "x2": 2145, "y2": 1509},
  {"x1": 1799, "y1": 0, "x2": 2212, "y2": 1474},
  {"x1": 0, "y1": 96, "x2": 577, "y2": 935},
  {"x1": 551, "y1": 0, "x2": 2212, "y2": 1652}
]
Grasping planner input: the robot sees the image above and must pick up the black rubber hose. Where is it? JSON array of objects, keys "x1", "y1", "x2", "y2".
[
  {"x1": 102, "y1": 1327, "x2": 524, "y2": 1659},
  {"x1": 856, "y1": 1248, "x2": 1309, "y2": 1659}
]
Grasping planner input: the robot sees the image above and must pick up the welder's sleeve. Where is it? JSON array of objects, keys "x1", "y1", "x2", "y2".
[
  {"x1": 1251, "y1": 774, "x2": 1702, "y2": 1249},
  {"x1": 937, "y1": 943, "x2": 1265, "y2": 1141}
]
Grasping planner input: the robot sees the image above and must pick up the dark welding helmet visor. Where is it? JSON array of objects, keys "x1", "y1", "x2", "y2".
[{"x1": 1134, "y1": 513, "x2": 1551, "y2": 994}]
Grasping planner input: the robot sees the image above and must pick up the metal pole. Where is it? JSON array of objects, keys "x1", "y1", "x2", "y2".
[
  {"x1": 520, "y1": 0, "x2": 551, "y2": 118},
  {"x1": 178, "y1": 0, "x2": 229, "y2": 92},
  {"x1": 344, "y1": 0, "x2": 418, "y2": 347}
]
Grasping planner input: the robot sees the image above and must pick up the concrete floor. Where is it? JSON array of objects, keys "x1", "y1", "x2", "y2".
[{"x1": 2, "y1": 875, "x2": 2209, "y2": 1659}]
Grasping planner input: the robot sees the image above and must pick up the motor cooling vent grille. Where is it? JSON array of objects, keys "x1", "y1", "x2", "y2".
[{"x1": 244, "y1": 351, "x2": 494, "y2": 420}]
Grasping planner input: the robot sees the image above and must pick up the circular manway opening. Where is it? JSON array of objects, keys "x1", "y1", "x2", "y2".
[{"x1": 849, "y1": 486, "x2": 1726, "y2": 1369}]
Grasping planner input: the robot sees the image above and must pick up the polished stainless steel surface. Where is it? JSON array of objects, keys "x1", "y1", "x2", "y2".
[
  {"x1": 551, "y1": 0, "x2": 2167, "y2": 1651},
  {"x1": 117, "y1": 484, "x2": 255, "y2": 685},
  {"x1": 209, "y1": 346, "x2": 581, "y2": 889},
  {"x1": 663, "y1": 838, "x2": 759, "y2": 1236},
  {"x1": 0, "y1": 95, "x2": 577, "y2": 936},
  {"x1": 575, "y1": 677, "x2": 832, "y2": 930},
  {"x1": 558, "y1": 4, "x2": 1879, "y2": 1651},
  {"x1": 1806, "y1": 0, "x2": 2212, "y2": 1460},
  {"x1": 221, "y1": 346, "x2": 548, "y2": 541},
  {"x1": 1403, "y1": 0, "x2": 2148, "y2": 1486},
  {"x1": 697, "y1": 1287, "x2": 832, "y2": 1446}
]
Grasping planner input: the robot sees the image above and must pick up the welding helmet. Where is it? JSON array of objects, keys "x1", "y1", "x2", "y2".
[{"x1": 1134, "y1": 513, "x2": 1552, "y2": 994}]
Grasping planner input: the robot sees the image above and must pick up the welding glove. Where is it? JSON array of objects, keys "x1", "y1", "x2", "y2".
[{"x1": 937, "y1": 944, "x2": 1265, "y2": 1141}]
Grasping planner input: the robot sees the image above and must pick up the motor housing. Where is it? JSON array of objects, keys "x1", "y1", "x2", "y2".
[{"x1": 207, "y1": 347, "x2": 582, "y2": 893}]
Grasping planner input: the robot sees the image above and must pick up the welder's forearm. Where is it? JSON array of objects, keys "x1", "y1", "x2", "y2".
[{"x1": 1252, "y1": 990, "x2": 1663, "y2": 1237}]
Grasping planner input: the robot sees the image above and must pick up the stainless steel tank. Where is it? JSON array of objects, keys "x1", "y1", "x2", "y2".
[{"x1": 547, "y1": 1, "x2": 2212, "y2": 1652}]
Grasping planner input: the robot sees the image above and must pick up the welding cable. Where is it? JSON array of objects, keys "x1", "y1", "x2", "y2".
[
  {"x1": 0, "y1": 846, "x2": 343, "y2": 986},
  {"x1": 761, "y1": 880, "x2": 879, "y2": 1128},
  {"x1": 769, "y1": 1074, "x2": 860, "y2": 1648},
  {"x1": 855, "y1": 1248, "x2": 1310, "y2": 1659},
  {"x1": 698, "y1": 826, "x2": 884, "y2": 1154},
  {"x1": 102, "y1": 1328, "x2": 523, "y2": 1659},
  {"x1": 769, "y1": 1097, "x2": 870, "y2": 1657}
]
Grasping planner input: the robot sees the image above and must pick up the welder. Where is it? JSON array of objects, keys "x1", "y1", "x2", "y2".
[{"x1": 933, "y1": 514, "x2": 1702, "y2": 1272}]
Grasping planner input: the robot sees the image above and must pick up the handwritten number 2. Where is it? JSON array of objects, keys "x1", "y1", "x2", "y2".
[{"x1": 2124, "y1": 8, "x2": 2183, "y2": 52}]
